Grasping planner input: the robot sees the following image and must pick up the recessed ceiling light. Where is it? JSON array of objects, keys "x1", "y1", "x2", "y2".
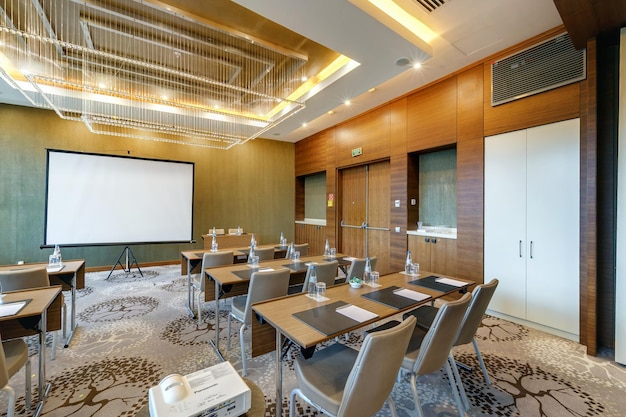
[
  {"x1": 344, "y1": 100, "x2": 351, "y2": 106},
  {"x1": 302, "y1": 122, "x2": 307, "y2": 127},
  {"x1": 328, "y1": 110, "x2": 335, "y2": 115},
  {"x1": 368, "y1": 87, "x2": 376, "y2": 93},
  {"x1": 413, "y1": 62, "x2": 422, "y2": 69}
]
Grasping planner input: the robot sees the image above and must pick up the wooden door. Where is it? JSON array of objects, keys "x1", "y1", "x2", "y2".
[{"x1": 339, "y1": 161, "x2": 391, "y2": 274}]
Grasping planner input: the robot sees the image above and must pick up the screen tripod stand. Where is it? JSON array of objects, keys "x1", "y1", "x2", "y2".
[{"x1": 108, "y1": 245, "x2": 143, "y2": 279}]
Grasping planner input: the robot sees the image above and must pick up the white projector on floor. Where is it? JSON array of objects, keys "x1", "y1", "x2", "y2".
[{"x1": 148, "y1": 361, "x2": 251, "y2": 417}]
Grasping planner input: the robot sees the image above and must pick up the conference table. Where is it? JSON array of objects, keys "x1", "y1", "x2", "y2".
[
  {"x1": 0, "y1": 259, "x2": 85, "y2": 347},
  {"x1": 180, "y1": 245, "x2": 290, "y2": 317},
  {"x1": 204, "y1": 254, "x2": 351, "y2": 360},
  {"x1": 0, "y1": 286, "x2": 62, "y2": 417},
  {"x1": 251, "y1": 270, "x2": 473, "y2": 417}
]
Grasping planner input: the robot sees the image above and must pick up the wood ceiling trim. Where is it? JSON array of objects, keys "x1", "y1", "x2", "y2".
[{"x1": 553, "y1": 0, "x2": 626, "y2": 49}]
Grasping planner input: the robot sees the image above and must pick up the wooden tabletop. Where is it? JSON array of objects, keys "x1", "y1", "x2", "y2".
[
  {"x1": 0, "y1": 259, "x2": 85, "y2": 290},
  {"x1": 252, "y1": 270, "x2": 473, "y2": 349},
  {"x1": 0, "y1": 286, "x2": 62, "y2": 322}
]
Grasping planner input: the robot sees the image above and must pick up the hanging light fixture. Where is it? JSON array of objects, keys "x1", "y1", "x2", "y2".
[{"x1": 0, "y1": 0, "x2": 352, "y2": 149}]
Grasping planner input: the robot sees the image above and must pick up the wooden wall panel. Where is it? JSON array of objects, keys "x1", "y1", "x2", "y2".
[
  {"x1": 457, "y1": 65, "x2": 484, "y2": 142},
  {"x1": 295, "y1": 131, "x2": 327, "y2": 177},
  {"x1": 325, "y1": 128, "x2": 338, "y2": 247},
  {"x1": 407, "y1": 76, "x2": 457, "y2": 152},
  {"x1": 456, "y1": 137, "x2": 484, "y2": 283},
  {"x1": 294, "y1": 223, "x2": 326, "y2": 255},
  {"x1": 335, "y1": 106, "x2": 391, "y2": 167},
  {"x1": 389, "y1": 99, "x2": 409, "y2": 272}
]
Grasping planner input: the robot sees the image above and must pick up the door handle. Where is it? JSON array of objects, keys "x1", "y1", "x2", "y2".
[
  {"x1": 530, "y1": 240, "x2": 534, "y2": 259},
  {"x1": 519, "y1": 240, "x2": 522, "y2": 258}
]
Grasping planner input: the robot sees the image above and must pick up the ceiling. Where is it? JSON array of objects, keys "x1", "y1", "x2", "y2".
[{"x1": 0, "y1": 0, "x2": 615, "y2": 145}]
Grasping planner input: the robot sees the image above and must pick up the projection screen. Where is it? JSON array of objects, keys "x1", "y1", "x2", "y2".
[{"x1": 44, "y1": 150, "x2": 194, "y2": 246}]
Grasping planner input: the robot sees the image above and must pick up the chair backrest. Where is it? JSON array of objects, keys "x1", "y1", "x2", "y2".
[
  {"x1": 254, "y1": 246, "x2": 275, "y2": 261},
  {"x1": 369, "y1": 256, "x2": 378, "y2": 271},
  {"x1": 0, "y1": 267, "x2": 50, "y2": 292},
  {"x1": 345, "y1": 258, "x2": 366, "y2": 280},
  {"x1": 337, "y1": 316, "x2": 416, "y2": 417},
  {"x1": 199, "y1": 251, "x2": 234, "y2": 290},
  {"x1": 243, "y1": 268, "x2": 290, "y2": 323},
  {"x1": 455, "y1": 279, "x2": 499, "y2": 346},
  {"x1": 412, "y1": 292, "x2": 471, "y2": 376},
  {"x1": 293, "y1": 243, "x2": 309, "y2": 256},
  {"x1": 301, "y1": 261, "x2": 339, "y2": 293}
]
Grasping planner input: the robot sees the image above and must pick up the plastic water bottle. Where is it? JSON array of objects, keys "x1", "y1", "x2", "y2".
[
  {"x1": 237, "y1": 225, "x2": 242, "y2": 235},
  {"x1": 211, "y1": 234, "x2": 218, "y2": 252},
  {"x1": 308, "y1": 265, "x2": 317, "y2": 298},
  {"x1": 248, "y1": 243, "x2": 256, "y2": 263},
  {"x1": 405, "y1": 250, "x2": 413, "y2": 274},
  {"x1": 280, "y1": 232, "x2": 286, "y2": 247},
  {"x1": 324, "y1": 239, "x2": 330, "y2": 256},
  {"x1": 364, "y1": 257, "x2": 372, "y2": 285},
  {"x1": 250, "y1": 233, "x2": 256, "y2": 247}
]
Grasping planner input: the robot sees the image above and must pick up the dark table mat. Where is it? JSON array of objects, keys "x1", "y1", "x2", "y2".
[
  {"x1": 282, "y1": 263, "x2": 309, "y2": 273},
  {"x1": 231, "y1": 268, "x2": 254, "y2": 280},
  {"x1": 292, "y1": 300, "x2": 362, "y2": 336},
  {"x1": 361, "y1": 286, "x2": 430, "y2": 310},
  {"x1": 408, "y1": 275, "x2": 466, "y2": 292}
]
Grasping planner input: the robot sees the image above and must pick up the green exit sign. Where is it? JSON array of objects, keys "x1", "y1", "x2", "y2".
[{"x1": 352, "y1": 147, "x2": 362, "y2": 157}]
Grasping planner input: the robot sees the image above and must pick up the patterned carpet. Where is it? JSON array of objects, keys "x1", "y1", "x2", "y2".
[{"x1": 2, "y1": 265, "x2": 626, "y2": 417}]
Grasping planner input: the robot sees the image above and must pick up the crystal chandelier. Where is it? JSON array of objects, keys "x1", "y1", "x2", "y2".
[{"x1": 0, "y1": 0, "x2": 320, "y2": 149}]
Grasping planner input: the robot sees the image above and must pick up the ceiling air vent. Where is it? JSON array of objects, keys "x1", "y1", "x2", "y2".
[
  {"x1": 413, "y1": 0, "x2": 446, "y2": 13},
  {"x1": 491, "y1": 33, "x2": 586, "y2": 106}
]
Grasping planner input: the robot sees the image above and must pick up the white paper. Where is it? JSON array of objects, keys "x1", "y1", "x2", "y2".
[
  {"x1": 46, "y1": 264, "x2": 65, "y2": 273},
  {"x1": 335, "y1": 304, "x2": 378, "y2": 322},
  {"x1": 435, "y1": 277, "x2": 467, "y2": 287},
  {"x1": 343, "y1": 257, "x2": 356, "y2": 262},
  {"x1": 392, "y1": 288, "x2": 430, "y2": 302},
  {"x1": 248, "y1": 266, "x2": 275, "y2": 271},
  {"x1": 305, "y1": 294, "x2": 330, "y2": 302},
  {"x1": 0, "y1": 301, "x2": 26, "y2": 317}
]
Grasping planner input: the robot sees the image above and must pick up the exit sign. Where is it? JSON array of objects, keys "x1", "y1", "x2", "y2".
[{"x1": 351, "y1": 147, "x2": 362, "y2": 157}]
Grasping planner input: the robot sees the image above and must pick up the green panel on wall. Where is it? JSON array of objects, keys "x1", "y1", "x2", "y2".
[
  {"x1": 304, "y1": 172, "x2": 326, "y2": 219},
  {"x1": 0, "y1": 104, "x2": 295, "y2": 268},
  {"x1": 418, "y1": 148, "x2": 457, "y2": 227}
]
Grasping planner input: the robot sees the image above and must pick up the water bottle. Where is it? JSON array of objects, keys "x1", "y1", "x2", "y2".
[
  {"x1": 250, "y1": 233, "x2": 256, "y2": 247},
  {"x1": 324, "y1": 239, "x2": 330, "y2": 256},
  {"x1": 212, "y1": 226, "x2": 216, "y2": 236},
  {"x1": 248, "y1": 243, "x2": 256, "y2": 264},
  {"x1": 364, "y1": 257, "x2": 372, "y2": 285},
  {"x1": 280, "y1": 232, "x2": 286, "y2": 247},
  {"x1": 405, "y1": 250, "x2": 413, "y2": 274},
  {"x1": 211, "y1": 234, "x2": 218, "y2": 252},
  {"x1": 237, "y1": 225, "x2": 242, "y2": 235},
  {"x1": 308, "y1": 265, "x2": 317, "y2": 298}
]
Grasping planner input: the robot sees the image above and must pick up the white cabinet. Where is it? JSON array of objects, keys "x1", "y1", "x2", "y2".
[{"x1": 484, "y1": 119, "x2": 580, "y2": 338}]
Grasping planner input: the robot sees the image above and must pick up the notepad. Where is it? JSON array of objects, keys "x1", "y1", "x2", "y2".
[
  {"x1": 0, "y1": 300, "x2": 29, "y2": 317},
  {"x1": 392, "y1": 288, "x2": 430, "y2": 302},
  {"x1": 335, "y1": 304, "x2": 378, "y2": 323},
  {"x1": 46, "y1": 264, "x2": 65, "y2": 273},
  {"x1": 435, "y1": 277, "x2": 467, "y2": 287}
]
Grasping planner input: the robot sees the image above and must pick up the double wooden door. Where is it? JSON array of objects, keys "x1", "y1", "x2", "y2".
[{"x1": 338, "y1": 161, "x2": 391, "y2": 274}]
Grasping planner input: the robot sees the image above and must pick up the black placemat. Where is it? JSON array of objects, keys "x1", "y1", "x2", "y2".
[
  {"x1": 361, "y1": 286, "x2": 429, "y2": 310},
  {"x1": 292, "y1": 301, "x2": 360, "y2": 336},
  {"x1": 282, "y1": 263, "x2": 309, "y2": 273},
  {"x1": 231, "y1": 269, "x2": 253, "y2": 280},
  {"x1": 408, "y1": 275, "x2": 466, "y2": 292}
]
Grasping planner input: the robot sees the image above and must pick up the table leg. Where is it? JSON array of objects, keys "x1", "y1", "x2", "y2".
[
  {"x1": 64, "y1": 274, "x2": 77, "y2": 348},
  {"x1": 186, "y1": 258, "x2": 194, "y2": 317},
  {"x1": 275, "y1": 331, "x2": 283, "y2": 417},
  {"x1": 209, "y1": 278, "x2": 225, "y2": 362},
  {"x1": 34, "y1": 309, "x2": 51, "y2": 417}
]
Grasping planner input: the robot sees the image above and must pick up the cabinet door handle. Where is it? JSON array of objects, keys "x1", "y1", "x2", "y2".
[
  {"x1": 425, "y1": 237, "x2": 430, "y2": 243},
  {"x1": 530, "y1": 241, "x2": 534, "y2": 259},
  {"x1": 431, "y1": 238, "x2": 437, "y2": 244},
  {"x1": 519, "y1": 240, "x2": 522, "y2": 258}
]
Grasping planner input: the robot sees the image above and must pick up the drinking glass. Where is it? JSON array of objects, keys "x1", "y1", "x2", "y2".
[
  {"x1": 329, "y1": 248, "x2": 336, "y2": 258},
  {"x1": 370, "y1": 271, "x2": 380, "y2": 287},
  {"x1": 251, "y1": 255, "x2": 259, "y2": 267},
  {"x1": 293, "y1": 251, "x2": 301, "y2": 263},
  {"x1": 315, "y1": 282, "x2": 326, "y2": 299},
  {"x1": 411, "y1": 263, "x2": 420, "y2": 276}
]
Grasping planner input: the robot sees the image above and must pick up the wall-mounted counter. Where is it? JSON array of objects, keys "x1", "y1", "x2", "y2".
[{"x1": 407, "y1": 227, "x2": 457, "y2": 276}]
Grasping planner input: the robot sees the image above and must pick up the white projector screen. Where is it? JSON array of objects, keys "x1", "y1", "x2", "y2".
[{"x1": 44, "y1": 150, "x2": 194, "y2": 246}]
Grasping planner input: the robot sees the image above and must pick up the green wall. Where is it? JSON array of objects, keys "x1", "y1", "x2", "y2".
[{"x1": 0, "y1": 104, "x2": 295, "y2": 268}]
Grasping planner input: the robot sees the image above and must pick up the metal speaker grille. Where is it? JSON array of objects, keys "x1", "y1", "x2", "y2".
[{"x1": 491, "y1": 33, "x2": 586, "y2": 106}]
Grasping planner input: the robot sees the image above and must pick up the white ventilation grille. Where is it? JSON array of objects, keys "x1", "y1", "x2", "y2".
[{"x1": 491, "y1": 33, "x2": 586, "y2": 106}]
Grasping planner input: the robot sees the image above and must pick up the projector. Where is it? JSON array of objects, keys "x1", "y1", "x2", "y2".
[{"x1": 148, "y1": 362, "x2": 251, "y2": 417}]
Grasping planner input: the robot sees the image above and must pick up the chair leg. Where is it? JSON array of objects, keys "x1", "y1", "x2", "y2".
[
  {"x1": 387, "y1": 396, "x2": 399, "y2": 417},
  {"x1": 227, "y1": 314, "x2": 232, "y2": 350},
  {"x1": 444, "y1": 360, "x2": 467, "y2": 417},
  {"x1": 472, "y1": 338, "x2": 491, "y2": 385},
  {"x1": 51, "y1": 332, "x2": 57, "y2": 360},
  {"x1": 448, "y1": 354, "x2": 470, "y2": 410},
  {"x1": 196, "y1": 290, "x2": 202, "y2": 326},
  {"x1": 62, "y1": 303, "x2": 67, "y2": 339},
  {"x1": 409, "y1": 374, "x2": 425, "y2": 417},
  {"x1": 289, "y1": 388, "x2": 299, "y2": 417},
  {"x1": 239, "y1": 323, "x2": 248, "y2": 376},
  {"x1": 24, "y1": 358, "x2": 31, "y2": 411},
  {"x1": 2, "y1": 385, "x2": 16, "y2": 417}
]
